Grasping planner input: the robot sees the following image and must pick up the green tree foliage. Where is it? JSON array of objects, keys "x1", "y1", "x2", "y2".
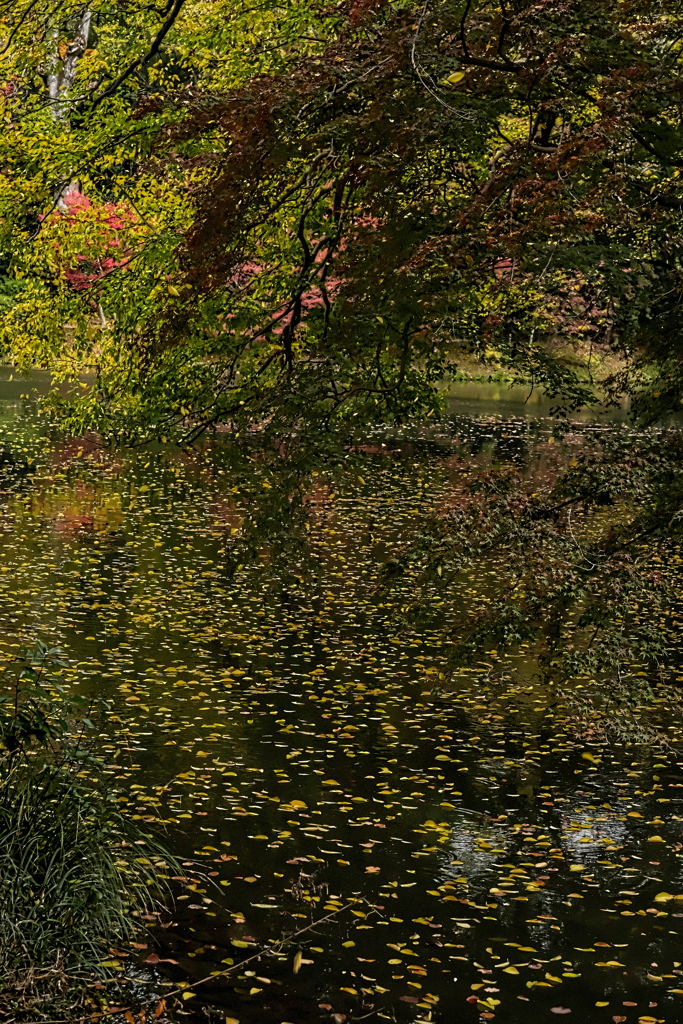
[{"x1": 0, "y1": 0, "x2": 682, "y2": 436}]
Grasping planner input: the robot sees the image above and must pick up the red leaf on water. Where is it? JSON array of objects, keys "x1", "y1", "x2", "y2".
[
  {"x1": 400, "y1": 996, "x2": 419, "y2": 1003},
  {"x1": 144, "y1": 953, "x2": 178, "y2": 965},
  {"x1": 612, "y1": 1017, "x2": 627, "y2": 1023}
]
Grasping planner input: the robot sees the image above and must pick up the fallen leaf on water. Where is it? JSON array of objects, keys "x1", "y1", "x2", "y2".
[{"x1": 550, "y1": 1010, "x2": 572, "y2": 1016}]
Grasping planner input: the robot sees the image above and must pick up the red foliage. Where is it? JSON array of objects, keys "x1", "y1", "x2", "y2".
[{"x1": 47, "y1": 190, "x2": 135, "y2": 292}]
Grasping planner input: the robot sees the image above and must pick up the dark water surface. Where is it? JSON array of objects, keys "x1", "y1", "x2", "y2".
[{"x1": 0, "y1": 379, "x2": 682, "y2": 1024}]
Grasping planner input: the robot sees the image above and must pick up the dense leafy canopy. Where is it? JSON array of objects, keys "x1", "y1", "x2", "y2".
[{"x1": 1, "y1": 0, "x2": 683, "y2": 437}]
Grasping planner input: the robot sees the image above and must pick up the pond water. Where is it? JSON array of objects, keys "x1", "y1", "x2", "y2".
[{"x1": 0, "y1": 378, "x2": 682, "y2": 1024}]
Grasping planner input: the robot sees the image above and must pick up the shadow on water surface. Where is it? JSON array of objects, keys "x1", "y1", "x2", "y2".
[{"x1": 0, "y1": 377, "x2": 680, "y2": 1023}]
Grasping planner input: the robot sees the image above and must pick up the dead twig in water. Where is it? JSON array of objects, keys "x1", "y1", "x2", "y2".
[{"x1": 35, "y1": 900, "x2": 363, "y2": 1024}]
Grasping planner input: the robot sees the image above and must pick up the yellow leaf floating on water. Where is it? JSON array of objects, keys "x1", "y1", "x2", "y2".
[
  {"x1": 293, "y1": 951, "x2": 303, "y2": 974},
  {"x1": 503, "y1": 967, "x2": 519, "y2": 975},
  {"x1": 595, "y1": 961, "x2": 625, "y2": 967},
  {"x1": 581, "y1": 752, "x2": 599, "y2": 763},
  {"x1": 444, "y1": 71, "x2": 465, "y2": 84},
  {"x1": 648, "y1": 836, "x2": 666, "y2": 842},
  {"x1": 654, "y1": 892, "x2": 674, "y2": 902}
]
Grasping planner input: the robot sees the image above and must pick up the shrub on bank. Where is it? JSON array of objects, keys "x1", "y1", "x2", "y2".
[{"x1": 0, "y1": 642, "x2": 171, "y2": 1020}]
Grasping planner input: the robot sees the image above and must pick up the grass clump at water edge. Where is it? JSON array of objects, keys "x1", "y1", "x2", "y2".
[{"x1": 0, "y1": 641, "x2": 173, "y2": 1021}]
